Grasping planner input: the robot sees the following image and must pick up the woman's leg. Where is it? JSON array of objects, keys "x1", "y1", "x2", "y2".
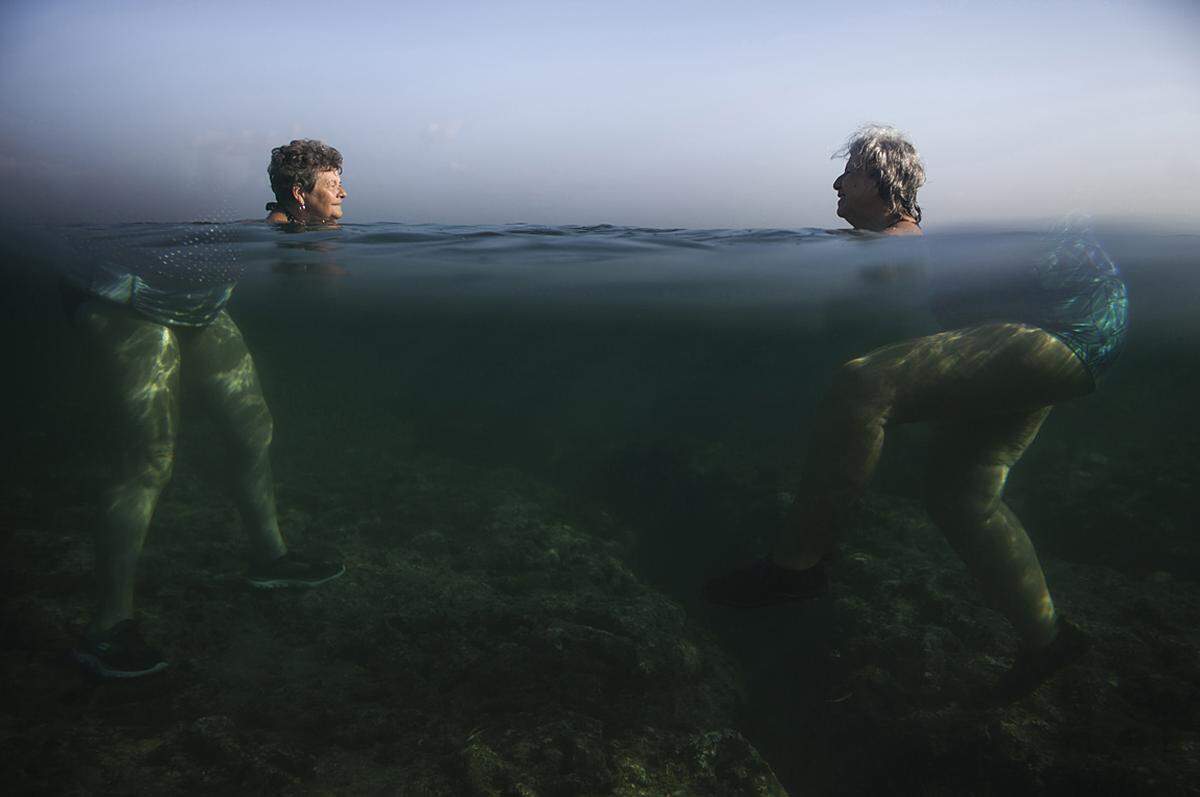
[
  {"x1": 925, "y1": 408, "x2": 1058, "y2": 647},
  {"x1": 79, "y1": 301, "x2": 181, "y2": 634},
  {"x1": 775, "y1": 323, "x2": 1092, "y2": 568},
  {"x1": 180, "y1": 311, "x2": 286, "y2": 564}
]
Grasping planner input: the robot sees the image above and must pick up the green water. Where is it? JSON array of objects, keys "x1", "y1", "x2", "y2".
[{"x1": 2, "y1": 224, "x2": 1198, "y2": 794}]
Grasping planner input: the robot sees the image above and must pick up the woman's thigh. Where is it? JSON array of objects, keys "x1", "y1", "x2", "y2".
[
  {"x1": 77, "y1": 300, "x2": 181, "y2": 449},
  {"x1": 179, "y1": 312, "x2": 271, "y2": 438}
]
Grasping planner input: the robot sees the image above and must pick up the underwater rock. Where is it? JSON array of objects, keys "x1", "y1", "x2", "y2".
[
  {"x1": 815, "y1": 493, "x2": 1200, "y2": 795},
  {"x1": 1, "y1": 453, "x2": 784, "y2": 795}
]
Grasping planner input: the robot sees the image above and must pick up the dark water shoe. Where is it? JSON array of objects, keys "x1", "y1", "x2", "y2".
[
  {"x1": 245, "y1": 551, "x2": 346, "y2": 589},
  {"x1": 73, "y1": 620, "x2": 169, "y2": 679},
  {"x1": 703, "y1": 557, "x2": 830, "y2": 608},
  {"x1": 994, "y1": 616, "x2": 1093, "y2": 701}
]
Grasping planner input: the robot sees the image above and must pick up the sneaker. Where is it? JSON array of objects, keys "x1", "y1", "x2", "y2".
[
  {"x1": 245, "y1": 551, "x2": 346, "y2": 590},
  {"x1": 72, "y1": 620, "x2": 169, "y2": 679},
  {"x1": 703, "y1": 556, "x2": 830, "y2": 608},
  {"x1": 993, "y1": 616, "x2": 1093, "y2": 702}
]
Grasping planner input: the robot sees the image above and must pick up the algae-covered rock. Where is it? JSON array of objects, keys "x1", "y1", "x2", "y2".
[
  {"x1": 818, "y1": 494, "x2": 1200, "y2": 795},
  {"x1": 1, "y1": 451, "x2": 784, "y2": 795}
]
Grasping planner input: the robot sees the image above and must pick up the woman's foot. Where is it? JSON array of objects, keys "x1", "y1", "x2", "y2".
[
  {"x1": 702, "y1": 556, "x2": 830, "y2": 608},
  {"x1": 73, "y1": 619, "x2": 169, "y2": 679},
  {"x1": 245, "y1": 551, "x2": 346, "y2": 589}
]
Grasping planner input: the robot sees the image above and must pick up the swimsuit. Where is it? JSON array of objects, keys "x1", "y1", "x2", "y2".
[
  {"x1": 61, "y1": 226, "x2": 243, "y2": 327},
  {"x1": 1024, "y1": 236, "x2": 1128, "y2": 381},
  {"x1": 932, "y1": 233, "x2": 1128, "y2": 384}
]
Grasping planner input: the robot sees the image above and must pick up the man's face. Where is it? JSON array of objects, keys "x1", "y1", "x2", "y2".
[
  {"x1": 302, "y1": 170, "x2": 347, "y2": 221},
  {"x1": 833, "y1": 164, "x2": 887, "y2": 228}
]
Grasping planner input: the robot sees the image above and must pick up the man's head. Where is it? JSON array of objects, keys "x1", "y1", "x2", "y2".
[{"x1": 832, "y1": 125, "x2": 924, "y2": 231}]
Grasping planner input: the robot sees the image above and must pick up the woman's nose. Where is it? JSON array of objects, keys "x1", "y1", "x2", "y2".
[{"x1": 833, "y1": 174, "x2": 843, "y2": 190}]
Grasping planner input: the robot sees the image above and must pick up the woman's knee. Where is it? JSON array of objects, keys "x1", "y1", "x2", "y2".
[
  {"x1": 120, "y1": 438, "x2": 176, "y2": 488},
  {"x1": 250, "y1": 408, "x2": 275, "y2": 452},
  {"x1": 227, "y1": 403, "x2": 275, "y2": 459}
]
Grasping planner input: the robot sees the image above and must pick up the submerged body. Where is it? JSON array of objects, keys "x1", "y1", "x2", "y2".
[
  {"x1": 707, "y1": 125, "x2": 1127, "y2": 696},
  {"x1": 68, "y1": 140, "x2": 348, "y2": 678}
]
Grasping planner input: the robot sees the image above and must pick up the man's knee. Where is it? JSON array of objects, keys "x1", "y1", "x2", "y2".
[
  {"x1": 925, "y1": 464, "x2": 1007, "y2": 529},
  {"x1": 827, "y1": 358, "x2": 893, "y2": 418}
]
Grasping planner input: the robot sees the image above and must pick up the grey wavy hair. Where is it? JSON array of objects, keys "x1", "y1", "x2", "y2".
[
  {"x1": 267, "y1": 139, "x2": 343, "y2": 205},
  {"x1": 835, "y1": 124, "x2": 925, "y2": 224}
]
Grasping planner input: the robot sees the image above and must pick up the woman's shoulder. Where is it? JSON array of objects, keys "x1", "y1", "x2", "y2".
[{"x1": 264, "y1": 201, "x2": 290, "y2": 224}]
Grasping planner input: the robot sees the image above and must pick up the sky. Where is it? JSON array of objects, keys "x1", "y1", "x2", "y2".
[{"x1": 1, "y1": 0, "x2": 1198, "y2": 229}]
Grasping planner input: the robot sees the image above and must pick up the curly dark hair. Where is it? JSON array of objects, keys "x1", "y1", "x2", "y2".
[{"x1": 267, "y1": 139, "x2": 343, "y2": 205}]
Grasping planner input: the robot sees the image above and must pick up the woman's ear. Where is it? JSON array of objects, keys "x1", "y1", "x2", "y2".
[{"x1": 291, "y1": 184, "x2": 305, "y2": 205}]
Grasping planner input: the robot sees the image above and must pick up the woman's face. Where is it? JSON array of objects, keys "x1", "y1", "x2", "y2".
[
  {"x1": 832, "y1": 164, "x2": 886, "y2": 228},
  {"x1": 300, "y1": 170, "x2": 347, "y2": 221}
]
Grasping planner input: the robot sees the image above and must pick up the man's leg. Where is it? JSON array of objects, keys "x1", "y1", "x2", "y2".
[
  {"x1": 926, "y1": 408, "x2": 1094, "y2": 696},
  {"x1": 775, "y1": 323, "x2": 1092, "y2": 569},
  {"x1": 925, "y1": 408, "x2": 1057, "y2": 646}
]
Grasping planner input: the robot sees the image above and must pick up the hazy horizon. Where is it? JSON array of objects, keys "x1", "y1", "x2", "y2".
[{"x1": 2, "y1": 0, "x2": 1198, "y2": 230}]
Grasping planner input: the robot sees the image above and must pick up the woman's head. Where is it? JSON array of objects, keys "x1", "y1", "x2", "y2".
[
  {"x1": 268, "y1": 139, "x2": 346, "y2": 221},
  {"x1": 833, "y1": 125, "x2": 924, "y2": 230}
]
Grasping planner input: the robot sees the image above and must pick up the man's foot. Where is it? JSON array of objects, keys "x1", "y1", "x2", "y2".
[
  {"x1": 72, "y1": 620, "x2": 169, "y2": 679},
  {"x1": 245, "y1": 551, "x2": 346, "y2": 590},
  {"x1": 703, "y1": 556, "x2": 830, "y2": 608},
  {"x1": 993, "y1": 616, "x2": 1093, "y2": 702}
]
